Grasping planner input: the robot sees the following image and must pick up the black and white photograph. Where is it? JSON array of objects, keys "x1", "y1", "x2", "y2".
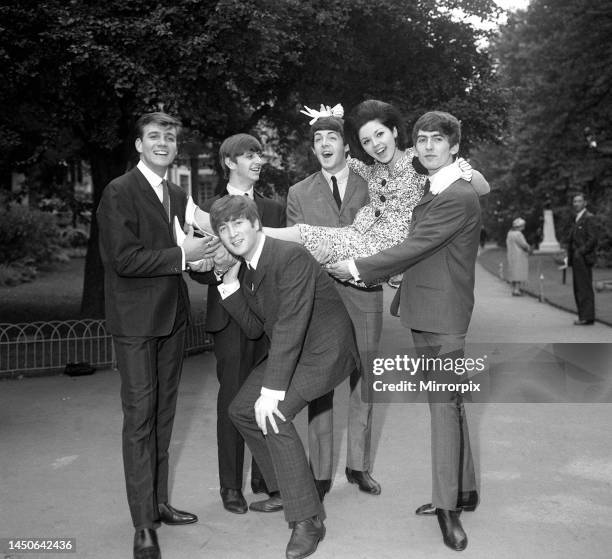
[{"x1": 1, "y1": 1, "x2": 611, "y2": 558}]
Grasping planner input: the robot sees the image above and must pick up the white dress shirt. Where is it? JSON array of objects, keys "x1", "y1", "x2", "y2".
[
  {"x1": 227, "y1": 183, "x2": 254, "y2": 199},
  {"x1": 321, "y1": 164, "x2": 349, "y2": 202}
]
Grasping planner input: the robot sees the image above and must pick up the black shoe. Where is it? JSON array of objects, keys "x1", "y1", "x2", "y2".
[
  {"x1": 574, "y1": 319, "x2": 594, "y2": 325},
  {"x1": 436, "y1": 508, "x2": 468, "y2": 551},
  {"x1": 251, "y1": 477, "x2": 269, "y2": 495},
  {"x1": 249, "y1": 491, "x2": 284, "y2": 512},
  {"x1": 415, "y1": 490, "x2": 479, "y2": 516},
  {"x1": 133, "y1": 528, "x2": 160, "y2": 559},
  {"x1": 345, "y1": 468, "x2": 381, "y2": 495},
  {"x1": 158, "y1": 502, "x2": 198, "y2": 525},
  {"x1": 220, "y1": 487, "x2": 248, "y2": 514},
  {"x1": 314, "y1": 479, "x2": 331, "y2": 502},
  {"x1": 286, "y1": 516, "x2": 325, "y2": 559}
]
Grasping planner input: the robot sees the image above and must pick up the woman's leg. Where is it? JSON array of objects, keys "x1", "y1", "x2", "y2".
[{"x1": 262, "y1": 225, "x2": 302, "y2": 243}]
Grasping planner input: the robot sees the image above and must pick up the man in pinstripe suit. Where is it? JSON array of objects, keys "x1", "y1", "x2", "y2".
[{"x1": 210, "y1": 195, "x2": 359, "y2": 559}]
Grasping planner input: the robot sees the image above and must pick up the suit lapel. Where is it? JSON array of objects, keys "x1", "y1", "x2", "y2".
[
  {"x1": 342, "y1": 170, "x2": 360, "y2": 210},
  {"x1": 314, "y1": 172, "x2": 339, "y2": 213},
  {"x1": 250, "y1": 237, "x2": 271, "y2": 294},
  {"x1": 134, "y1": 168, "x2": 170, "y2": 225},
  {"x1": 414, "y1": 190, "x2": 435, "y2": 208},
  {"x1": 254, "y1": 191, "x2": 266, "y2": 224}
]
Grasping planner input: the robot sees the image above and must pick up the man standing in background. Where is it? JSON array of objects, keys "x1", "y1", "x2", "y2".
[{"x1": 568, "y1": 192, "x2": 598, "y2": 325}]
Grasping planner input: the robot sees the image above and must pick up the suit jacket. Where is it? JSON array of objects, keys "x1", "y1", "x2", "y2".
[
  {"x1": 286, "y1": 169, "x2": 383, "y2": 311},
  {"x1": 97, "y1": 166, "x2": 189, "y2": 337},
  {"x1": 191, "y1": 190, "x2": 285, "y2": 333},
  {"x1": 221, "y1": 237, "x2": 358, "y2": 402},
  {"x1": 356, "y1": 179, "x2": 481, "y2": 335},
  {"x1": 568, "y1": 211, "x2": 598, "y2": 267}
]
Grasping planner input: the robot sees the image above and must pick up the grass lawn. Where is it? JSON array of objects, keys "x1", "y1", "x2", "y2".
[{"x1": 0, "y1": 257, "x2": 209, "y2": 324}]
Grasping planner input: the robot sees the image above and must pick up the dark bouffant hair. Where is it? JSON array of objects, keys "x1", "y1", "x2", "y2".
[{"x1": 345, "y1": 100, "x2": 407, "y2": 164}]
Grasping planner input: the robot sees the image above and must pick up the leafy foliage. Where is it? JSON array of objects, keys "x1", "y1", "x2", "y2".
[
  {"x1": 1, "y1": 0, "x2": 505, "y2": 314},
  {"x1": 478, "y1": 0, "x2": 612, "y2": 259}
]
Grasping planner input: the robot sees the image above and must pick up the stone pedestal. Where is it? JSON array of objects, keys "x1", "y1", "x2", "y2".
[{"x1": 537, "y1": 209, "x2": 561, "y2": 253}]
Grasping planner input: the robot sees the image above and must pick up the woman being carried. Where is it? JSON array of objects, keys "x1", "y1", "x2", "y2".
[{"x1": 189, "y1": 100, "x2": 489, "y2": 267}]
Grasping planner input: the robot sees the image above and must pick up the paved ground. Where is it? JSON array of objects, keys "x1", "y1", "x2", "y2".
[
  {"x1": 1, "y1": 264, "x2": 611, "y2": 559},
  {"x1": 478, "y1": 245, "x2": 612, "y2": 326}
]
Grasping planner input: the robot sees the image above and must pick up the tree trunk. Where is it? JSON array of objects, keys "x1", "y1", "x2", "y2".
[{"x1": 80, "y1": 147, "x2": 129, "y2": 318}]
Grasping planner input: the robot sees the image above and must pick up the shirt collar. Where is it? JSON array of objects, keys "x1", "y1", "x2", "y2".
[
  {"x1": 227, "y1": 183, "x2": 254, "y2": 199},
  {"x1": 246, "y1": 234, "x2": 266, "y2": 270},
  {"x1": 576, "y1": 208, "x2": 586, "y2": 222},
  {"x1": 137, "y1": 160, "x2": 167, "y2": 188},
  {"x1": 428, "y1": 161, "x2": 462, "y2": 195},
  {"x1": 321, "y1": 164, "x2": 349, "y2": 186}
]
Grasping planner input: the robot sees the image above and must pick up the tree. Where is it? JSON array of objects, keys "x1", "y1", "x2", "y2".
[
  {"x1": 1, "y1": 0, "x2": 506, "y2": 317},
  {"x1": 480, "y1": 0, "x2": 612, "y2": 256}
]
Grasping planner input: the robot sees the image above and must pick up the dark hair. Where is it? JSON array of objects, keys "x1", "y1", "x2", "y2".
[
  {"x1": 219, "y1": 134, "x2": 263, "y2": 179},
  {"x1": 412, "y1": 111, "x2": 461, "y2": 147},
  {"x1": 209, "y1": 195, "x2": 262, "y2": 235},
  {"x1": 345, "y1": 100, "x2": 406, "y2": 164},
  {"x1": 310, "y1": 116, "x2": 345, "y2": 144},
  {"x1": 134, "y1": 112, "x2": 182, "y2": 140}
]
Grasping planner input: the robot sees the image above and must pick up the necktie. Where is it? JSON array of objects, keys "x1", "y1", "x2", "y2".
[
  {"x1": 161, "y1": 180, "x2": 171, "y2": 222},
  {"x1": 423, "y1": 179, "x2": 431, "y2": 196},
  {"x1": 331, "y1": 176, "x2": 342, "y2": 209},
  {"x1": 243, "y1": 264, "x2": 255, "y2": 292}
]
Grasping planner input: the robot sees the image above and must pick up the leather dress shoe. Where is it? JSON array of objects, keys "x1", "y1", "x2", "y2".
[
  {"x1": 133, "y1": 528, "x2": 161, "y2": 559},
  {"x1": 251, "y1": 477, "x2": 269, "y2": 495},
  {"x1": 286, "y1": 516, "x2": 325, "y2": 559},
  {"x1": 220, "y1": 488, "x2": 248, "y2": 514},
  {"x1": 415, "y1": 490, "x2": 479, "y2": 516},
  {"x1": 574, "y1": 319, "x2": 594, "y2": 325},
  {"x1": 249, "y1": 491, "x2": 283, "y2": 512},
  {"x1": 345, "y1": 468, "x2": 381, "y2": 495},
  {"x1": 158, "y1": 502, "x2": 198, "y2": 525},
  {"x1": 314, "y1": 479, "x2": 331, "y2": 502},
  {"x1": 436, "y1": 508, "x2": 467, "y2": 551}
]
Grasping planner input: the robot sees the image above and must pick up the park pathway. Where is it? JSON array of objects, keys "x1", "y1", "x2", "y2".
[{"x1": 1, "y1": 264, "x2": 611, "y2": 559}]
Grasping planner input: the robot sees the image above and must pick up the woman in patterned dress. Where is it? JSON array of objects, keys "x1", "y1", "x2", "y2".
[{"x1": 190, "y1": 100, "x2": 488, "y2": 268}]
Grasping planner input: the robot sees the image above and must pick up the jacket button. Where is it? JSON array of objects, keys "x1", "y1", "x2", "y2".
[
  {"x1": 375, "y1": 210, "x2": 381, "y2": 217},
  {"x1": 381, "y1": 179, "x2": 387, "y2": 186},
  {"x1": 380, "y1": 195, "x2": 386, "y2": 202}
]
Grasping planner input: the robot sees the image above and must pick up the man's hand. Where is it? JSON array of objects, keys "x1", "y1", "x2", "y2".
[
  {"x1": 189, "y1": 257, "x2": 215, "y2": 272},
  {"x1": 213, "y1": 244, "x2": 238, "y2": 269},
  {"x1": 326, "y1": 260, "x2": 353, "y2": 281},
  {"x1": 182, "y1": 225, "x2": 218, "y2": 262},
  {"x1": 222, "y1": 259, "x2": 242, "y2": 284},
  {"x1": 254, "y1": 393, "x2": 286, "y2": 435},
  {"x1": 311, "y1": 238, "x2": 333, "y2": 265},
  {"x1": 457, "y1": 157, "x2": 473, "y2": 182}
]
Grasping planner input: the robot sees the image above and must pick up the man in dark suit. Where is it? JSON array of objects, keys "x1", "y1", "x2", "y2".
[
  {"x1": 330, "y1": 111, "x2": 481, "y2": 552},
  {"x1": 209, "y1": 195, "x2": 358, "y2": 559},
  {"x1": 568, "y1": 192, "x2": 597, "y2": 325},
  {"x1": 191, "y1": 134, "x2": 286, "y2": 514},
  {"x1": 97, "y1": 112, "x2": 211, "y2": 559},
  {"x1": 286, "y1": 114, "x2": 382, "y2": 499}
]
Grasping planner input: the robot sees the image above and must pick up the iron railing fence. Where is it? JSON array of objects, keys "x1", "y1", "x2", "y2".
[{"x1": 0, "y1": 313, "x2": 212, "y2": 379}]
